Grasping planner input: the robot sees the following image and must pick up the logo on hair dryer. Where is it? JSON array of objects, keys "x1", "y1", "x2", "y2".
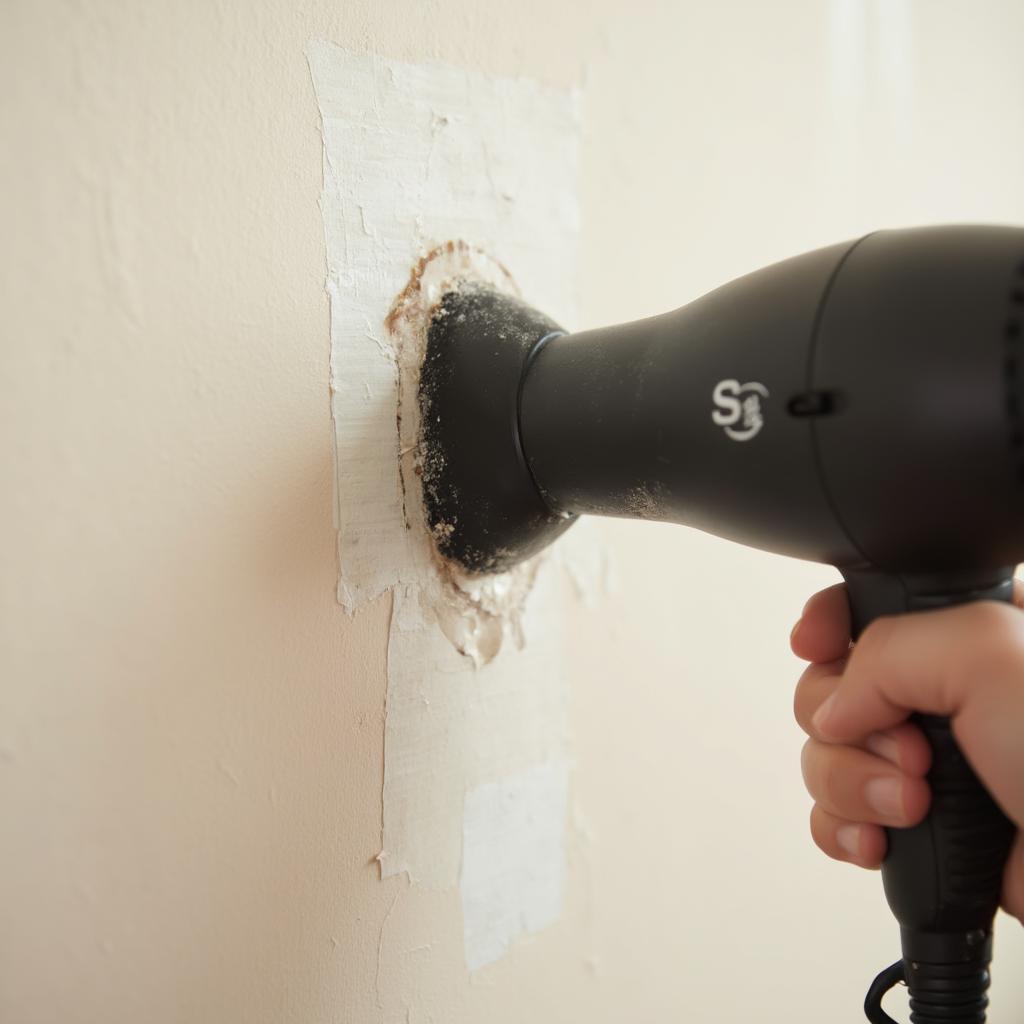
[{"x1": 712, "y1": 379, "x2": 769, "y2": 441}]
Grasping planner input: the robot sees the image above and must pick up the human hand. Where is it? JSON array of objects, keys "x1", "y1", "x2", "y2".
[{"x1": 791, "y1": 583, "x2": 1024, "y2": 922}]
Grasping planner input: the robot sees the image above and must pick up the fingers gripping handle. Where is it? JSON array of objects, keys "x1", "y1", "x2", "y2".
[{"x1": 842, "y1": 570, "x2": 1017, "y2": 1024}]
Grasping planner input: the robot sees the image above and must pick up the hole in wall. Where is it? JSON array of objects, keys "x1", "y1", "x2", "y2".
[{"x1": 383, "y1": 240, "x2": 542, "y2": 667}]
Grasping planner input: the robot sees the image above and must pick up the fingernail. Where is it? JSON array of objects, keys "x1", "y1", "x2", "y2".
[
  {"x1": 866, "y1": 732, "x2": 901, "y2": 767},
  {"x1": 790, "y1": 618, "x2": 803, "y2": 645},
  {"x1": 812, "y1": 693, "x2": 838, "y2": 735},
  {"x1": 837, "y1": 825, "x2": 861, "y2": 858},
  {"x1": 865, "y1": 777, "x2": 905, "y2": 819}
]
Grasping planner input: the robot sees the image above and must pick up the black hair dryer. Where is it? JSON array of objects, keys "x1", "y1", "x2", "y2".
[{"x1": 420, "y1": 225, "x2": 1024, "y2": 1022}]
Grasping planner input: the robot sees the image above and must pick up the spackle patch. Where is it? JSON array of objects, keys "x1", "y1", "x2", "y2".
[
  {"x1": 386, "y1": 241, "x2": 540, "y2": 667},
  {"x1": 461, "y1": 759, "x2": 570, "y2": 970},
  {"x1": 307, "y1": 40, "x2": 586, "y2": 972}
]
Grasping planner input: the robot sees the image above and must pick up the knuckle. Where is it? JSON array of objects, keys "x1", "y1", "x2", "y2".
[
  {"x1": 808, "y1": 806, "x2": 827, "y2": 846},
  {"x1": 792, "y1": 672, "x2": 806, "y2": 718},
  {"x1": 793, "y1": 670, "x2": 817, "y2": 732},
  {"x1": 857, "y1": 614, "x2": 897, "y2": 656},
  {"x1": 968, "y1": 601, "x2": 1024, "y2": 669},
  {"x1": 799, "y1": 739, "x2": 814, "y2": 783},
  {"x1": 794, "y1": 663, "x2": 843, "y2": 735},
  {"x1": 808, "y1": 806, "x2": 841, "y2": 859},
  {"x1": 846, "y1": 615, "x2": 898, "y2": 681},
  {"x1": 964, "y1": 599, "x2": 1012, "y2": 636},
  {"x1": 801, "y1": 739, "x2": 840, "y2": 807},
  {"x1": 818, "y1": 757, "x2": 842, "y2": 808}
]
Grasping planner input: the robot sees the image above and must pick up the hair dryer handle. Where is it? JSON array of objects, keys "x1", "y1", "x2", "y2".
[{"x1": 841, "y1": 569, "x2": 1017, "y2": 1024}]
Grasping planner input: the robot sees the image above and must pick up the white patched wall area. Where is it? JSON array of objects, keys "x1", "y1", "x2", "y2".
[{"x1": 307, "y1": 41, "x2": 606, "y2": 970}]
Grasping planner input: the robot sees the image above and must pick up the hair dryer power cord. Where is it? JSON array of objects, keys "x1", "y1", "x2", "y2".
[{"x1": 865, "y1": 961, "x2": 906, "y2": 1023}]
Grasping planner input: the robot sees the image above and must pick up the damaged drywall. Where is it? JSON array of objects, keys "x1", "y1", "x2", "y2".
[
  {"x1": 306, "y1": 40, "x2": 594, "y2": 970},
  {"x1": 387, "y1": 240, "x2": 541, "y2": 667}
]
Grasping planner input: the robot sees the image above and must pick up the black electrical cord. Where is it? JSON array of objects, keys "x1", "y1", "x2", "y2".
[{"x1": 864, "y1": 961, "x2": 905, "y2": 1024}]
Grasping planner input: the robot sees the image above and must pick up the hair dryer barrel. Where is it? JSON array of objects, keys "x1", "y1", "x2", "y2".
[
  {"x1": 519, "y1": 238, "x2": 859, "y2": 565},
  {"x1": 520, "y1": 225, "x2": 1024, "y2": 576}
]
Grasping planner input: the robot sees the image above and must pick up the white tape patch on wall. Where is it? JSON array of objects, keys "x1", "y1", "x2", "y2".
[{"x1": 306, "y1": 40, "x2": 594, "y2": 970}]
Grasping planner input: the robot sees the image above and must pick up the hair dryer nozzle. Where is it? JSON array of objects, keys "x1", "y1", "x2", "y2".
[{"x1": 418, "y1": 283, "x2": 574, "y2": 573}]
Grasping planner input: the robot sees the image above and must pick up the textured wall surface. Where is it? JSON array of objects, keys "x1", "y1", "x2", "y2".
[{"x1": 4, "y1": 2, "x2": 1024, "y2": 1022}]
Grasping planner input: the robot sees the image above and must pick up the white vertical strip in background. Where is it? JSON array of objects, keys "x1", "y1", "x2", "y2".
[
  {"x1": 827, "y1": 0, "x2": 916, "y2": 221},
  {"x1": 873, "y1": 0, "x2": 915, "y2": 139},
  {"x1": 828, "y1": 0, "x2": 868, "y2": 108}
]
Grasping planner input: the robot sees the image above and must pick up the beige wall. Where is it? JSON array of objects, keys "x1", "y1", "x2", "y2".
[{"x1": 4, "y1": 2, "x2": 1024, "y2": 1021}]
